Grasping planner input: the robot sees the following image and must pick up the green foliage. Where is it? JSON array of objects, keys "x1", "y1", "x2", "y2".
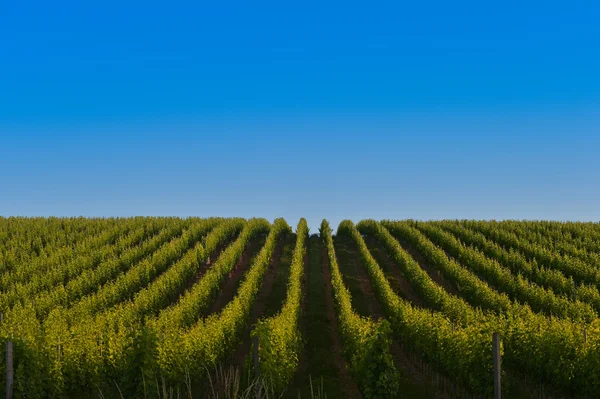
[
  {"x1": 347, "y1": 220, "x2": 495, "y2": 395},
  {"x1": 322, "y1": 220, "x2": 399, "y2": 398},
  {"x1": 414, "y1": 221, "x2": 597, "y2": 321},
  {"x1": 253, "y1": 218, "x2": 308, "y2": 391},
  {"x1": 362, "y1": 220, "x2": 600, "y2": 396},
  {"x1": 436, "y1": 221, "x2": 600, "y2": 314},
  {"x1": 3, "y1": 217, "x2": 600, "y2": 397},
  {"x1": 6, "y1": 218, "x2": 188, "y2": 318},
  {"x1": 464, "y1": 220, "x2": 600, "y2": 286},
  {"x1": 150, "y1": 218, "x2": 269, "y2": 332},
  {"x1": 155, "y1": 219, "x2": 291, "y2": 387}
]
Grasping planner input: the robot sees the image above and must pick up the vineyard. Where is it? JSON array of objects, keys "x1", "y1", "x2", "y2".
[{"x1": 2, "y1": 217, "x2": 600, "y2": 398}]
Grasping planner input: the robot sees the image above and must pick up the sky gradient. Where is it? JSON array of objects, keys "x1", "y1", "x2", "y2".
[{"x1": 1, "y1": 1, "x2": 599, "y2": 230}]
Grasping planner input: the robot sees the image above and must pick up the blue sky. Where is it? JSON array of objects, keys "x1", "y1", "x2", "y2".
[{"x1": 1, "y1": 1, "x2": 599, "y2": 230}]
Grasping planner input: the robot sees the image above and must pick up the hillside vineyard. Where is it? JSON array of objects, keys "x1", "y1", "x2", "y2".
[{"x1": 1, "y1": 218, "x2": 600, "y2": 398}]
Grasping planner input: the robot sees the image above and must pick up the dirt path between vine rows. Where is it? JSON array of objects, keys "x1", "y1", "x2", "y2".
[
  {"x1": 207, "y1": 235, "x2": 266, "y2": 316},
  {"x1": 284, "y1": 235, "x2": 351, "y2": 398},
  {"x1": 345, "y1": 234, "x2": 455, "y2": 398},
  {"x1": 362, "y1": 235, "x2": 424, "y2": 306},
  {"x1": 393, "y1": 234, "x2": 461, "y2": 297},
  {"x1": 229, "y1": 234, "x2": 286, "y2": 369},
  {"x1": 320, "y1": 242, "x2": 362, "y2": 399},
  {"x1": 335, "y1": 235, "x2": 385, "y2": 320},
  {"x1": 174, "y1": 238, "x2": 234, "y2": 301}
]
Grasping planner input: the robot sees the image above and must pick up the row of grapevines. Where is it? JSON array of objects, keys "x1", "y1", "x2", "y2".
[
  {"x1": 464, "y1": 220, "x2": 600, "y2": 286},
  {"x1": 252, "y1": 218, "x2": 308, "y2": 391},
  {"x1": 154, "y1": 219, "x2": 290, "y2": 387},
  {"x1": 388, "y1": 221, "x2": 598, "y2": 321},
  {"x1": 0, "y1": 218, "x2": 242, "y2": 397},
  {"x1": 1, "y1": 217, "x2": 133, "y2": 281},
  {"x1": 436, "y1": 221, "x2": 600, "y2": 314},
  {"x1": 0, "y1": 217, "x2": 112, "y2": 278},
  {"x1": 0, "y1": 218, "x2": 169, "y2": 311},
  {"x1": 0, "y1": 304, "x2": 47, "y2": 398},
  {"x1": 0, "y1": 218, "x2": 182, "y2": 397},
  {"x1": 490, "y1": 220, "x2": 600, "y2": 255},
  {"x1": 320, "y1": 220, "x2": 398, "y2": 398},
  {"x1": 364, "y1": 220, "x2": 600, "y2": 396},
  {"x1": 149, "y1": 218, "x2": 270, "y2": 333},
  {"x1": 382, "y1": 221, "x2": 513, "y2": 314},
  {"x1": 345, "y1": 220, "x2": 497, "y2": 395},
  {"x1": 554, "y1": 221, "x2": 600, "y2": 251},
  {"x1": 489, "y1": 221, "x2": 600, "y2": 269},
  {"x1": 412, "y1": 222, "x2": 596, "y2": 321},
  {"x1": 0, "y1": 217, "x2": 116, "y2": 274},
  {"x1": 64, "y1": 218, "x2": 221, "y2": 320},
  {"x1": 357, "y1": 220, "x2": 483, "y2": 324},
  {"x1": 108, "y1": 218, "x2": 248, "y2": 323},
  {"x1": 39, "y1": 218, "x2": 247, "y2": 396},
  {"x1": 0, "y1": 217, "x2": 68, "y2": 267},
  {"x1": 0, "y1": 217, "x2": 141, "y2": 289},
  {"x1": 30, "y1": 219, "x2": 190, "y2": 319}
]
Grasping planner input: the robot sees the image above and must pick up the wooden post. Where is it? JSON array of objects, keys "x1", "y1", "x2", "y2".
[
  {"x1": 6, "y1": 341, "x2": 14, "y2": 399},
  {"x1": 493, "y1": 332, "x2": 501, "y2": 399},
  {"x1": 253, "y1": 335, "x2": 260, "y2": 379}
]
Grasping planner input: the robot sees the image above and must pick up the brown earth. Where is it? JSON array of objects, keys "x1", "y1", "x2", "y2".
[
  {"x1": 208, "y1": 236, "x2": 266, "y2": 315},
  {"x1": 394, "y1": 235, "x2": 461, "y2": 297},
  {"x1": 363, "y1": 235, "x2": 424, "y2": 306},
  {"x1": 321, "y1": 243, "x2": 362, "y2": 399},
  {"x1": 229, "y1": 233, "x2": 286, "y2": 369}
]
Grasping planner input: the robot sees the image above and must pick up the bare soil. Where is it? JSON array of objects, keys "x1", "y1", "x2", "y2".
[
  {"x1": 176, "y1": 240, "x2": 231, "y2": 300},
  {"x1": 208, "y1": 236, "x2": 266, "y2": 315},
  {"x1": 363, "y1": 235, "x2": 424, "y2": 306},
  {"x1": 320, "y1": 243, "x2": 362, "y2": 399},
  {"x1": 229, "y1": 234, "x2": 285, "y2": 369},
  {"x1": 334, "y1": 235, "x2": 385, "y2": 320},
  {"x1": 394, "y1": 235, "x2": 461, "y2": 297}
]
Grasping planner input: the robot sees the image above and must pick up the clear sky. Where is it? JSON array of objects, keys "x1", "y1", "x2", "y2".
[{"x1": 1, "y1": 1, "x2": 599, "y2": 230}]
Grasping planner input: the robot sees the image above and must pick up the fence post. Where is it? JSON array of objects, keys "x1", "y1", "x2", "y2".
[
  {"x1": 253, "y1": 335, "x2": 260, "y2": 379},
  {"x1": 493, "y1": 332, "x2": 501, "y2": 399},
  {"x1": 6, "y1": 341, "x2": 14, "y2": 399}
]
